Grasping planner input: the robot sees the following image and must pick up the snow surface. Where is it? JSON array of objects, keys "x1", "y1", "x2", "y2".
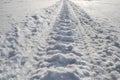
[
  {"x1": 0, "y1": 0, "x2": 59, "y2": 34},
  {"x1": 0, "y1": 0, "x2": 120, "y2": 80},
  {"x1": 70, "y1": 0, "x2": 120, "y2": 26}
]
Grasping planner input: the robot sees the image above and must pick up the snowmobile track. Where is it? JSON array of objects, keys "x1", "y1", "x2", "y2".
[
  {"x1": 30, "y1": 0, "x2": 94, "y2": 80},
  {"x1": 29, "y1": 0, "x2": 120, "y2": 80}
]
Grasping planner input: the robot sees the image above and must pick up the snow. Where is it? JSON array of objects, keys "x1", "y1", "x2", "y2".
[
  {"x1": 0, "y1": 0, "x2": 59, "y2": 34},
  {"x1": 70, "y1": 0, "x2": 120, "y2": 26},
  {"x1": 0, "y1": 0, "x2": 120, "y2": 80}
]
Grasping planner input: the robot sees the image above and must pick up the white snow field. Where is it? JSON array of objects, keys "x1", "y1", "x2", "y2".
[
  {"x1": 0, "y1": 0, "x2": 120, "y2": 80},
  {"x1": 0, "y1": 0, "x2": 59, "y2": 34}
]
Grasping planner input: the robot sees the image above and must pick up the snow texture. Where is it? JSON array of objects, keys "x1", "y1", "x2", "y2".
[{"x1": 0, "y1": 0, "x2": 120, "y2": 80}]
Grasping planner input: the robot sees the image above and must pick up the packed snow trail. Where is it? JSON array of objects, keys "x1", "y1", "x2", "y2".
[
  {"x1": 27, "y1": 0, "x2": 120, "y2": 80},
  {"x1": 29, "y1": 0, "x2": 120, "y2": 80},
  {"x1": 30, "y1": 0, "x2": 93, "y2": 80},
  {"x1": 0, "y1": 0, "x2": 120, "y2": 80}
]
